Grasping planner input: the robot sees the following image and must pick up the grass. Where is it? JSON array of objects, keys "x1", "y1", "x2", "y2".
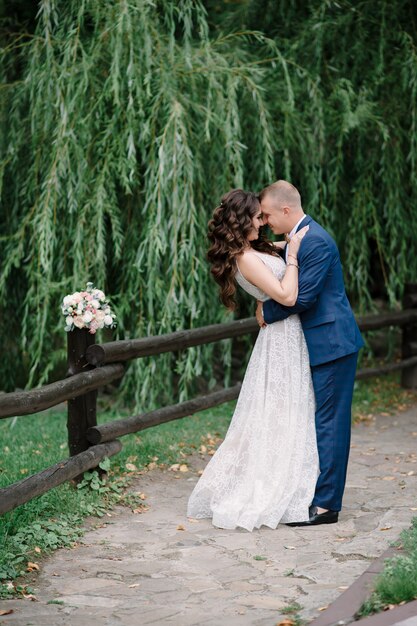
[
  {"x1": 0, "y1": 374, "x2": 416, "y2": 598},
  {"x1": 358, "y1": 517, "x2": 417, "y2": 617}
]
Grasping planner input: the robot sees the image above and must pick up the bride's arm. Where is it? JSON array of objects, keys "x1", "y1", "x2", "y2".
[
  {"x1": 237, "y1": 253, "x2": 299, "y2": 306},
  {"x1": 237, "y1": 226, "x2": 309, "y2": 307}
]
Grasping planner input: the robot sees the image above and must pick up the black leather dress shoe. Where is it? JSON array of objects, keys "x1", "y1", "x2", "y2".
[{"x1": 286, "y1": 506, "x2": 339, "y2": 527}]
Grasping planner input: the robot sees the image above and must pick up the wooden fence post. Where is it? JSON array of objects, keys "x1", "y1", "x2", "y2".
[
  {"x1": 402, "y1": 283, "x2": 417, "y2": 388},
  {"x1": 67, "y1": 328, "x2": 98, "y2": 457}
]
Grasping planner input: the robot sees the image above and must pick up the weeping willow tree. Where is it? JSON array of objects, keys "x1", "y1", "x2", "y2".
[
  {"x1": 1, "y1": 0, "x2": 416, "y2": 402},
  {"x1": 0, "y1": 0, "x2": 277, "y2": 402}
]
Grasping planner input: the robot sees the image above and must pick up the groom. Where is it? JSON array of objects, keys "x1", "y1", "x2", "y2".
[{"x1": 257, "y1": 180, "x2": 364, "y2": 526}]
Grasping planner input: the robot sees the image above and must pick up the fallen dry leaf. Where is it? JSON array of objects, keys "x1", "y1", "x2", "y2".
[
  {"x1": 137, "y1": 492, "x2": 147, "y2": 500},
  {"x1": 133, "y1": 505, "x2": 150, "y2": 514},
  {"x1": 125, "y1": 463, "x2": 137, "y2": 471},
  {"x1": 0, "y1": 610, "x2": 14, "y2": 616},
  {"x1": 197, "y1": 470, "x2": 204, "y2": 475},
  {"x1": 410, "y1": 507, "x2": 417, "y2": 511},
  {"x1": 27, "y1": 561, "x2": 40, "y2": 571},
  {"x1": 128, "y1": 583, "x2": 141, "y2": 588},
  {"x1": 34, "y1": 546, "x2": 41, "y2": 554},
  {"x1": 177, "y1": 525, "x2": 185, "y2": 531},
  {"x1": 380, "y1": 526, "x2": 393, "y2": 531},
  {"x1": 318, "y1": 605, "x2": 328, "y2": 611},
  {"x1": 187, "y1": 518, "x2": 200, "y2": 523},
  {"x1": 275, "y1": 620, "x2": 295, "y2": 626},
  {"x1": 169, "y1": 463, "x2": 180, "y2": 471},
  {"x1": 147, "y1": 462, "x2": 157, "y2": 470},
  {"x1": 382, "y1": 476, "x2": 395, "y2": 481},
  {"x1": 179, "y1": 464, "x2": 188, "y2": 472},
  {"x1": 284, "y1": 545, "x2": 296, "y2": 550},
  {"x1": 208, "y1": 450, "x2": 215, "y2": 456}
]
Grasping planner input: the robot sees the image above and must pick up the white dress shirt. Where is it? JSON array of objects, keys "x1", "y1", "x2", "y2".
[{"x1": 285, "y1": 214, "x2": 306, "y2": 262}]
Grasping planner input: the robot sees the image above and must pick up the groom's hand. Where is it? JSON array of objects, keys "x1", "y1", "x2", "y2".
[{"x1": 256, "y1": 301, "x2": 267, "y2": 328}]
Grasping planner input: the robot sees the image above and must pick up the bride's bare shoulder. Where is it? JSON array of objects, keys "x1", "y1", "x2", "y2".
[{"x1": 237, "y1": 250, "x2": 259, "y2": 264}]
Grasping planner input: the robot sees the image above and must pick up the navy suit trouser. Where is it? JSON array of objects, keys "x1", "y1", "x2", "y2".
[{"x1": 310, "y1": 351, "x2": 359, "y2": 512}]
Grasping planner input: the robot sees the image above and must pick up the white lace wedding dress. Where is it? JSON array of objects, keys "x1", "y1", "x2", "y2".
[{"x1": 187, "y1": 251, "x2": 319, "y2": 531}]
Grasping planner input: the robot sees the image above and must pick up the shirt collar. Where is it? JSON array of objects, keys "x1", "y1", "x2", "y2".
[{"x1": 288, "y1": 215, "x2": 306, "y2": 239}]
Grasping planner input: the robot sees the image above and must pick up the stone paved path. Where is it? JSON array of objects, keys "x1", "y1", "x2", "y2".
[{"x1": 1, "y1": 406, "x2": 417, "y2": 626}]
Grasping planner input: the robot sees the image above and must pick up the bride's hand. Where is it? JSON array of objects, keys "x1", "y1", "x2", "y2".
[{"x1": 288, "y1": 225, "x2": 309, "y2": 257}]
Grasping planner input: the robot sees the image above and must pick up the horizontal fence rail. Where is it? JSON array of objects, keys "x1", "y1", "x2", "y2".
[
  {"x1": 86, "y1": 317, "x2": 259, "y2": 366},
  {"x1": 87, "y1": 384, "x2": 242, "y2": 444},
  {"x1": 86, "y1": 310, "x2": 417, "y2": 366},
  {"x1": 0, "y1": 364, "x2": 125, "y2": 419},
  {"x1": 356, "y1": 356, "x2": 417, "y2": 380},
  {"x1": 355, "y1": 309, "x2": 417, "y2": 331},
  {"x1": 0, "y1": 440, "x2": 122, "y2": 516}
]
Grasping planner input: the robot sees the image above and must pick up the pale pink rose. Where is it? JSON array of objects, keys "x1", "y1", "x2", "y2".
[
  {"x1": 82, "y1": 311, "x2": 93, "y2": 323},
  {"x1": 89, "y1": 327, "x2": 97, "y2": 334},
  {"x1": 80, "y1": 291, "x2": 88, "y2": 297},
  {"x1": 91, "y1": 299, "x2": 100, "y2": 309},
  {"x1": 85, "y1": 294, "x2": 93, "y2": 301},
  {"x1": 73, "y1": 292, "x2": 83, "y2": 304},
  {"x1": 104, "y1": 315, "x2": 113, "y2": 326},
  {"x1": 66, "y1": 315, "x2": 74, "y2": 326},
  {"x1": 95, "y1": 290, "x2": 105, "y2": 301},
  {"x1": 73, "y1": 316, "x2": 84, "y2": 329},
  {"x1": 95, "y1": 310, "x2": 105, "y2": 320}
]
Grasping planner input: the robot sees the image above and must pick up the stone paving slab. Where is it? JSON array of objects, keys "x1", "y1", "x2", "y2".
[{"x1": 1, "y1": 406, "x2": 417, "y2": 626}]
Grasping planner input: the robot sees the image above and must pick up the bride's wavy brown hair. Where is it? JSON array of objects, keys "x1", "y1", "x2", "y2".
[{"x1": 207, "y1": 188, "x2": 279, "y2": 310}]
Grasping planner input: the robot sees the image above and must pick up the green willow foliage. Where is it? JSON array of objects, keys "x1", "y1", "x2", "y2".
[
  {"x1": 0, "y1": 0, "x2": 275, "y2": 401},
  {"x1": 1, "y1": 0, "x2": 416, "y2": 403}
]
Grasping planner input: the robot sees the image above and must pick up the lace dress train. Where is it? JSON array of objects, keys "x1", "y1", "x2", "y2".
[{"x1": 187, "y1": 251, "x2": 319, "y2": 531}]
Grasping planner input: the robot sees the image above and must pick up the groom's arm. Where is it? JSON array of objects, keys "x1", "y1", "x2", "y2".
[{"x1": 263, "y1": 237, "x2": 333, "y2": 324}]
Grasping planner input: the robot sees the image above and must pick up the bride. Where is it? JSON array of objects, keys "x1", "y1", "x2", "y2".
[{"x1": 186, "y1": 189, "x2": 319, "y2": 531}]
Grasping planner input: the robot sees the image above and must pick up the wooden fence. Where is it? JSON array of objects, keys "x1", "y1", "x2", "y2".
[{"x1": 1, "y1": 284, "x2": 417, "y2": 516}]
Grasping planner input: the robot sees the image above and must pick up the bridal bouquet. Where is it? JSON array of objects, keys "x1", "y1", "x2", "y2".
[{"x1": 62, "y1": 282, "x2": 117, "y2": 334}]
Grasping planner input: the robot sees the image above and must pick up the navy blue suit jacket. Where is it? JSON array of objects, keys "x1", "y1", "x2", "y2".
[{"x1": 263, "y1": 215, "x2": 364, "y2": 367}]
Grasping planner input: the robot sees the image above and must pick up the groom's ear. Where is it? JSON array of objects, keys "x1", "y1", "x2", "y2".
[{"x1": 282, "y1": 205, "x2": 290, "y2": 215}]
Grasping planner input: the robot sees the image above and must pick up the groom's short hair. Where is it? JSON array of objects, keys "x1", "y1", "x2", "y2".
[{"x1": 259, "y1": 180, "x2": 302, "y2": 210}]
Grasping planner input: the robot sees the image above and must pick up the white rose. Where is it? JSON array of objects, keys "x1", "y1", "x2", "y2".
[
  {"x1": 82, "y1": 311, "x2": 93, "y2": 323},
  {"x1": 63, "y1": 295, "x2": 74, "y2": 307},
  {"x1": 104, "y1": 315, "x2": 113, "y2": 326},
  {"x1": 66, "y1": 315, "x2": 74, "y2": 326},
  {"x1": 91, "y1": 299, "x2": 100, "y2": 309}
]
